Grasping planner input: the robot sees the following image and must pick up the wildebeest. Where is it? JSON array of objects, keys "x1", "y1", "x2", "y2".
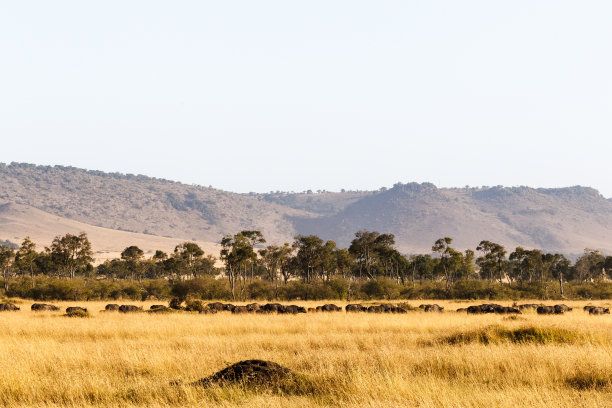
[
  {"x1": 66, "y1": 306, "x2": 87, "y2": 314},
  {"x1": 390, "y1": 306, "x2": 407, "y2": 314},
  {"x1": 466, "y1": 304, "x2": 519, "y2": 314},
  {"x1": 259, "y1": 303, "x2": 285, "y2": 313},
  {"x1": 537, "y1": 306, "x2": 559, "y2": 315},
  {"x1": 307, "y1": 307, "x2": 316, "y2": 313},
  {"x1": 554, "y1": 304, "x2": 572, "y2": 313},
  {"x1": 317, "y1": 304, "x2": 342, "y2": 312},
  {"x1": 367, "y1": 305, "x2": 384, "y2": 313},
  {"x1": 584, "y1": 305, "x2": 596, "y2": 312},
  {"x1": 31, "y1": 303, "x2": 59, "y2": 311},
  {"x1": 231, "y1": 305, "x2": 249, "y2": 314},
  {"x1": 423, "y1": 304, "x2": 444, "y2": 312},
  {"x1": 279, "y1": 305, "x2": 306, "y2": 314},
  {"x1": 105, "y1": 304, "x2": 120, "y2": 311},
  {"x1": 345, "y1": 304, "x2": 367, "y2": 312},
  {"x1": 0, "y1": 303, "x2": 20, "y2": 311},
  {"x1": 589, "y1": 307, "x2": 610, "y2": 315},
  {"x1": 207, "y1": 302, "x2": 225, "y2": 312},
  {"x1": 456, "y1": 308, "x2": 467, "y2": 312},
  {"x1": 246, "y1": 303, "x2": 260, "y2": 312},
  {"x1": 119, "y1": 305, "x2": 141, "y2": 313},
  {"x1": 150, "y1": 304, "x2": 166, "y2": 310}
]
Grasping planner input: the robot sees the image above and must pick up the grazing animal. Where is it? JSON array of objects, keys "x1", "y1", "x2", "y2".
[
  {"x1": 150, "y1": 304, "x2": 166, "y2": 310},
  {"x1": 554, "y1": 304, "x2": 572, "y2": 313},
  {"x1": 456, "y1": 308, "x2": 467, "y2": 313},
  {"x1": 0, "y1": 303, "x2": 20, "y2": 311},
  {"x1": 245, "y1": 303, "x2": 260, "y2": 312},
  {"x1": 260, "y1": 303, "x2": 285, "y2": 313},
  {"x1": 589, "y1": 307, "x2": 610, "y2": 315},
  {"x1": 423, "y1": 304, "x2": 444, "y2": 312},
  {"x1": 537, "y1": 306, "x2": 557, "y2": 315},
  {"x1": 307, "y1": 307, "x2": 316, "y2": 313},
  {"x1": 105, "y1": 304, "x2": 120, "y2": 311},
  {"x1": 390, "y1": 306, "x2": 407, "y2": 314},
  {"x1": 319, "y1": 304, "x2": 342, "y2": 312},
  {"x1": 583, "y1": 305, "x2": 596, "y2": 312},
  {"x1": 31, "y1": 303, "x2": 59, "y2": 311},
  {"x1": 119, "y1": 305, "x2": 141, "y2": 313},
  {"x1": 222, "y1": 303, "x2": 235, "y2": 311},
  {"x1": 345, "y1": 304, "x2": 367, "y2": 312},
  {"x1": 367, "y1": 305, "x2": 384, "y2": 313},
  {"x1": 279, "y1": 305, "x2": 306, "y2": 314},
  {"x1": 66, "y1": 306, "x2": 87, "y2": 314},
  {"x1": 207, "y1": 302, "x2": 225, "y2": 312},
  {"x1": 231, "y1": 305, "x2": 248, "y2": 314}
]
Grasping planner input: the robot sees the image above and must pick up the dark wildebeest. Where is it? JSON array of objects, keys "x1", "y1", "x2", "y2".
[
  {"x1": 222, "y1": 303, "x2": 235, "y2": 312},
  {"x1": 346, "y1": 304, "x2": 367, "y2": 312},
  {"x1": 367, "y1": 305, "x2": 384, "y2": 313},
  {"x1": 380, "y1": 303, "x2": 395, "y2": 313},
  {"x1": 280, "y1": 305, "x2": 306, "y2": 314},
  {"x1": 119, "y1": 305, "x2": 141, "y2": 313},
  {"x1": 589, "y1": 307, "x2": 610, "y2": 315},
  {"x1": 467, "y1": 305, "x2": 484, "y2": 314},
  {"x1": 150, "y1": 304, "x2": 166, "y2": 310},
  {"x1": 231, "y1": 305, "x2": 249, "y2": 314},
  {"x1": 537, "y1": 306, "x2": 558, "y2": 315},
  {"x1": 456, "y1": 308, "x2": 467, "y2": 313},
  {"x1": 424, "y1": 304, "x2": 444, "y2": 312},
  {"x1": 0, "y1": 303, "x2": 20, "y2": 311},
  {"x1": 319, "y1": 304, "x2": 342, "y2": 312},
  {"x1": 390, "y1": 306, "x2": 407, "y2": 314},
  {"x1": 259, "y1": 303, "x2": 285, "y2": 313},
  {"x1": 246, "y1": 303, "x2": 260, "y2": 312},
  {"x1": 105, "y1": 304, "x2": 120, "y2": 311},
  {"x1": 554, "y1": 304, "x2": 572, "y2": 313},
  {"x1": 31, "y1": 303, "x2": 59, "y2": 311},
  {"x1": 583, "y1": 305, "x2": 596, "y2": 312},
  {"x1": 66, "y1": 306, "x2": 87, "y2": 314},
  {"x1": 207, "y1": 302, "x2": 225, "y2": 312}
]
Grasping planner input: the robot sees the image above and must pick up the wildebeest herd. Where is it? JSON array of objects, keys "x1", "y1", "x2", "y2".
[{"x1": 0, "y1": 301, "x2": 608, "y2": 315}]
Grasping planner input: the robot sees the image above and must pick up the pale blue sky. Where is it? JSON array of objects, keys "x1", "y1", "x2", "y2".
[{"x1": 1, "y1": 1, "x2": 611, "y2": 197}]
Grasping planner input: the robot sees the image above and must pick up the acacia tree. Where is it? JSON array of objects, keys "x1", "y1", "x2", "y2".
[
  {"x1": 220, "y1": 232, "x2": 259, "y2": 300},
  {"x1": 348, "y1": 231, "x2": 395, "y2": 279},
  {"x1": 121, "y1": 245, "x2": 145, "y2": 280},
  {"x1": 548, "y1": 253, "x2": 570, "y2": 297},
  {"x1": 476, "y1": 240, "x2": 506, "y2": 283},
  {"x1": 15, "y1": 237, "x2": 38, "y2": 288},
  {"x1": 50, "y1": 232, "x2": 93, "y2": 279},
  {"x1": 0, "y1": 244, "x2": 15, "y2": 291},
  {"x1": 432, "y1": 237, "x2": 463, "y2": 291}
]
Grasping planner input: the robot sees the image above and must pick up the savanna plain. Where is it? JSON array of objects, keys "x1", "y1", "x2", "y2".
[{"x1": 0, "y1": 300, "x2": 610, "y2": 408}]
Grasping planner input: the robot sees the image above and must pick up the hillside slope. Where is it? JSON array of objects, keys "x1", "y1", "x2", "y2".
[
  {"x1": 0, "y1": 202, "x2": 220, "y2": 264},
  {"x1": 0, "y1": 162, "x2": 610, "y2": 256}
]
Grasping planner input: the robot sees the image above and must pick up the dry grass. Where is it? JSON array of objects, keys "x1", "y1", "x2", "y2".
[{"x1": 0, "y1": 299, "x2": 610, "y2": 407}]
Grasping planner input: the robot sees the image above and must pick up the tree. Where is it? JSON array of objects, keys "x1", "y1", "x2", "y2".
[
  {"x1": 173, "y1": 242, "x2": 214, "y2": 278},
  {"x1": 0, "y1": 244, "x2": 15, "y2": 291},
  {"x1": 293, "y1": 235, "x2": 324, "y2": 283},
  {"x1": 476, "y1": 241, "x2": 506, "y2": 283},
  {"x1": 348, "y1": 231, "x2": 395, "y2": 279},
  {"x1": 50, "y1": 232, "x2": 93, "y2": 279},
  {"x1": 121, "y1": 245, "x2": 145, "y2": 280},
  {"x1": 574, "y1": 249, "x2": 605, "y2": 282},
  {"x1": 432, "y1": 237, "x2": 462, "y2": 291},
  {"x1": 15, "y1": 237, "x2": 38, "y2": 288},
  {"x1": 220, "y1": 232, "x2": 259, "y2": 300},
  {"x1": 549, "y1": 254, "x2": 570, "y2": 297}
]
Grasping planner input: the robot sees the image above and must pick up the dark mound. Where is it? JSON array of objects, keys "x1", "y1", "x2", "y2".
[{"x1": 192, "y1": 360, "x2": 310, "y2": 393}]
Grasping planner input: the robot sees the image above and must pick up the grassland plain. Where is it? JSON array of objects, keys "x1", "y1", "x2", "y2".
[{"x1": 0, "y1": 299, "x2": 610, "y2": 408}]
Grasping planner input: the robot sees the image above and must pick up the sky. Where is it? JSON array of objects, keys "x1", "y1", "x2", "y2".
[{"x1": 1, "y1": 1, "x2": 611, "y2": 197}]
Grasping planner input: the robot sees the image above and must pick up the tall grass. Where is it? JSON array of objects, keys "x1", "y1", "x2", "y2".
[{"x1": 0, "y1": 299, "x2": 609, "y2": 407}]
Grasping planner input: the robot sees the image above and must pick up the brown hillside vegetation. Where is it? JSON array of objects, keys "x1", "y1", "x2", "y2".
[
  {"x1": 1, "y1": 162, "x2": 611, "y2": 256},
  {"x1": 0, "y1": 202, "x2": 220, "y2": 264}
]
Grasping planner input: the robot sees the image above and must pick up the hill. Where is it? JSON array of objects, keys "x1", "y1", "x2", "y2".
[{"x1": 0, "y1": 162, "x2": 611, "y2": 256}]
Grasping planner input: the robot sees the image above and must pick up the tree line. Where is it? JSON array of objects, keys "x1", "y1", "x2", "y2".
[{"x1": 1, "y1": 231, "x2": 611, "y2": 300}]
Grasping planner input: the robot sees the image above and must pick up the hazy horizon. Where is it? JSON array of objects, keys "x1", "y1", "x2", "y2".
[{"x1": 1, "y1": 1, "x2": 611, "y2": 197}]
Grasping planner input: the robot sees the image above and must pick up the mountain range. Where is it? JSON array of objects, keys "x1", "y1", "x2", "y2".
[{"x1": 1, "y1": 162, "x2": 610, "y2": 259}]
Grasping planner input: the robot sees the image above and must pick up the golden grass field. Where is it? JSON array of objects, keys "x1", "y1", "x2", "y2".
[{"x1": 0, "y1": 299, "x2": 610, "y2": 408}]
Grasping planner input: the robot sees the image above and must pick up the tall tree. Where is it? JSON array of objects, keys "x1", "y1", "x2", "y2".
[
  {"x1": 15, "y1": 237, "x2": 38, "y2": 288},
  {"x1": 50, "y1": 232, "x2": 93, "y2": 279},
  {"x1": 432, "y1": 237, "x2": 462, "y2": 290},
  {"x1": 0, "y1": 244, "x2": 15, "y2": 291},
  {"x1": 476, "y1": 240, "x2": 506, "y2": 283},
  {"x1": 121, "y1": 245, "x2": 145, "y2": 280},
  {"x1": 348, "y1": 231, "x2": 395, "y2": 279}
]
